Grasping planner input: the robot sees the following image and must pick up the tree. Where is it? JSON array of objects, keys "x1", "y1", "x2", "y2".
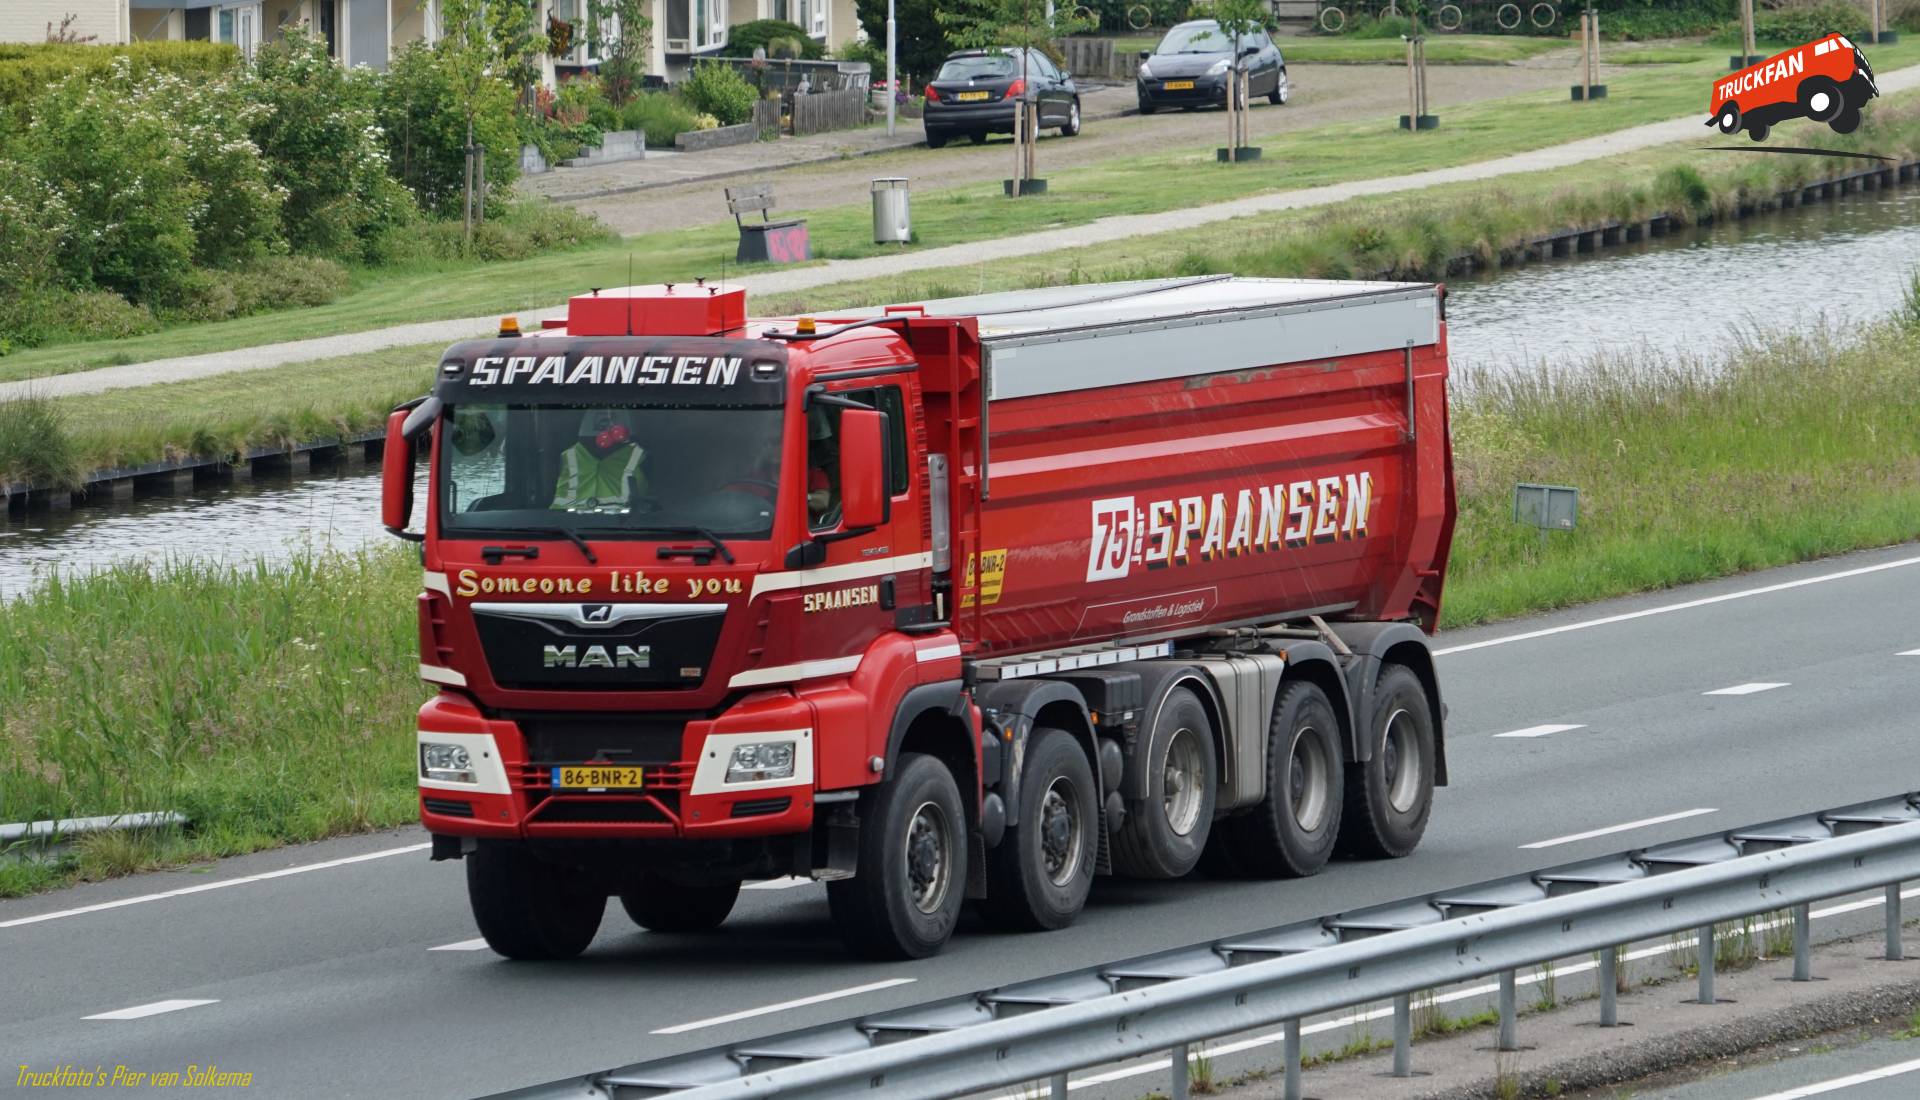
[
  {"x1": 937, "y1": 0, "x2": 1092, "y2": 193},
  {"x1": 586, "y1": 0, "x2": 653, "y2": 107},
  {"x1": 855, "y1": 0, "x2": 948, "y2": 87},
  {"x1": 1203, "y1": 0, "x2": 1268, "y2": 162},
  {"x1": 434, "y1": 0, "x2": 539, "y2": 241}
]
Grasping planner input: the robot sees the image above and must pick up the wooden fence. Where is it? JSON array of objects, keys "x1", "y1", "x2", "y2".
[
  {"x1": 791, "y1": 88, "x2": 868, "y2": 136},
  {"x1": 752, "y1": 98, "x2": 781, "y2": 133}
]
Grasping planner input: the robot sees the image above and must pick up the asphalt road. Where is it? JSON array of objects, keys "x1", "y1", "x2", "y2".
[
  {"x1": 8, "y1": 543, "x2": 1920, "y2": 1098},
  {"x1": 1586, "y1": 1036, "x2": 1920, "y2": 1100}
]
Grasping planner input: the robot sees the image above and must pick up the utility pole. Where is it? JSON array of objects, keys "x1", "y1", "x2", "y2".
[{"x1": 885, "y1": 0, "x2": 896, "y2": 137}]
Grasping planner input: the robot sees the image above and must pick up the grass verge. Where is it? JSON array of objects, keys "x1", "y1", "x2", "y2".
[
  {"x1": 12, "y1": 41, "x2": 1919, "y2": 383},
  {"x1": 6, "y1": 301, "x2": 1920, "y2": 895}
]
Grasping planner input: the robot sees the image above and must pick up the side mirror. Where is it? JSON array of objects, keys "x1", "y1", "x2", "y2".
[
  {"x1": 382, "y1": 408, "x2": 422, "y2": 540},
  {"x1": 1240, "y1": 45, "x2": 1259, "y2": 58},
  {"x1": 1138, "y1": 49, "x2": 1151, "y2": 60},
  {"x1": 838, "y1": 407, "x2": 888, "y2": 531}
]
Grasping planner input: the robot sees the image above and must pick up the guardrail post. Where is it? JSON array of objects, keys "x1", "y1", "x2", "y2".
[
  {"x1": 1697, "y1": 923, "x2": 1716, "y2": 1004},
  {"x1": 1393, "y1": 993, "x2": 1412, "y2": 1076},
  {"x1": 1050, "y1": 1072, "x2": 1069, "y2": 1099},
  {"x1": 1888, "y1": 885, "x2": 1905, "y2": 961},
  {"x1": 1793, "y1": 902, "x2": 1812, "y2": 980},
  {"x1": 1169, "y1": 1045, "x2": 1188, "y2": 1100},
  {"x1": 1497, "y1": 970, "x2": 1518, "y2": 1051},
  {"x1": 1283, "y1": 1018, "x2": 1302, "y2": 1100},
  {"x1": 1599, "y1": 947, "x2": 1619, "y2": 1026}
]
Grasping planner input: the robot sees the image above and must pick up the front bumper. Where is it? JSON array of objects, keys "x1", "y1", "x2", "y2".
[
  {"x1": 1138, "y1": 74, "x2": 1229, "y2": 107},
  {"x1": 415, "y1": 692, "x2": 819, "y2": 840}
]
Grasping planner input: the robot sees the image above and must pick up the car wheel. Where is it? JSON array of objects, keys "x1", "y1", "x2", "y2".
[
  {"x1": 1270, "y1": 69, "x2": 1289, "y2": 105},
  {"x1": 1060, "y1": 98, "x2": 1081, "y2": 137},
  {"x1": 968, "y1": 130, "x2": 989, "y2": 145},
  {"x1": 925, "y1": 130, "x2": 948, "y2": 149}
]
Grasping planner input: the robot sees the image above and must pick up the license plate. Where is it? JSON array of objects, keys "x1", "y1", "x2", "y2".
[
  {"x1": 1163, "y1": 80, "x2": 1195, "y2": 91},
  {"x1": 553, "y1": 765, "x2": 644, "y2": 790},
  {"x1": 956, "y1": 90, "x2": 992, "y2": 102}
]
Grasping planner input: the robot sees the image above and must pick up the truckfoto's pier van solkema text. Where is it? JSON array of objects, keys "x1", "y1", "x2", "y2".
[{"x1": 381, "y1": 275, "x2": 1459, "y2": 960}]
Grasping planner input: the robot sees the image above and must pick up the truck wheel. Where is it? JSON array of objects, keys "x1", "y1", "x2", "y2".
[
  {"x1": 1715, "y1": 103, "x2": 1741, "y2": 135},
  {"x1": 1223, "y1": 681, "x2": 1344, "y2": 878},
  {"x1": 1111, "y1": 687, "x2": 1217, "y2": 879},
  {"x1": 977, "y1": 728, "x2": 1098, "y2": 931},
  {"x1": 826, "y1": 752, "x2": 967, "y2": 959},
  {"x1": 620, "y1": 873, "x2": 740, "y2": 932},
  {"x1": 1830, "y1": 105, "x2": 1862, "y2": 134},
  {"x1": 1799, "y1": 77, "x2": 1843, "y2": 122},
  {"x1": 1335, "y1": 665, "x2": 1436, "y2": 860},
  {"x1": 466, "y1": 843, "x2": 606, "y2": 960},
  {"x1": 1747, "y1": 122, "x2": 1770, "y2": 142}
]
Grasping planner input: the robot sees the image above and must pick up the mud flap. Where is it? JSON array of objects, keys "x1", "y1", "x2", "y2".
[{"x1": 966, "y1": 830, "x2": 989, "y2": 899}]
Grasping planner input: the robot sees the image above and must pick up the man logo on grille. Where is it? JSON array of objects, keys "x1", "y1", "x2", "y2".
[{"x1": 582, "y1": 604, "x2": 613, "y2": 623}]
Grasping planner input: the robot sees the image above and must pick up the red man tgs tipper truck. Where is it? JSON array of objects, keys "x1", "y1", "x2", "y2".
[{"x1": 380, "y1": 274, "x2": 1457, "y2": 960}]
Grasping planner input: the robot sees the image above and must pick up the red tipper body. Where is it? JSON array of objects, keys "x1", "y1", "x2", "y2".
[{"x1": 404, "y1": 276, "x2": 1457, "y2": 950}]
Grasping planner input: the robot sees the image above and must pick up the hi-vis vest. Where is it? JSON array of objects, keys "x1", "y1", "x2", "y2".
[{"x1": 552, "y1": 442, "x2": 645, "y2": 511}]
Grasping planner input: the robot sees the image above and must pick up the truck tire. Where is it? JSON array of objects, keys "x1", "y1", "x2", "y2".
[
  {"x1": 977, "y1": 728, "x2": 1098, "y2": 931},
  {"x1": 1221, "y1": 681, "x2": 1344, "y2": 878},
  {"x1": 826, "y1": 752, "x2": 967, "y2": 959},
  {"x1": 1335, "y1": 664, "x2": 1436, "y2": 860},
  {"x1": 1799, "y1": 76, "x2": 1843, "y2": 122},
  {"x1": 466, "y1": 842, "x2": 606, "y2": 960},
  {"x1": 1830, "y1": 104, "x2": 1862, "y2": 134},
  {"x1": 620, "y1": 873, "x2": 740, "y2": 932},
  {"x1": 1111, "y1": 687, "x2": 1217, "y2": 879}
]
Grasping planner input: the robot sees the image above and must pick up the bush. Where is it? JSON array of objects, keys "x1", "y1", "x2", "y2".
[
  {"x1": 1754, "y1": 1, "x2": 1872, "y2": 43},
  {"x1": 0, "y1": 158, "x2": 70, "y2": 326},
  {"x1": 618, "y1": 89, "x2": 703, "y2": 145},
  {"x1": 855, "y1": 0, "x2": 950, "y2": 83},
  {"x1": 172, "y1": 257, "x2": 353, "y2": 324},
  {"x1": 377, "y1": 42, "x2": 520, "y2": 219},
  {"x1": 370, "y1": 199, "x2": 613, "y2": 265},
  {"x1": 0, "y1": 394, "x2": 82, "y2": 491},
  {"x1": 244, "y1": 28, "x2": 417, "y2": 260},
  {"x1": 0, "y1": 40, "x2": 238, "y2": 134},
  {"x1": 680, "y1": 60, "x2": 756, "y2": 126},
  {"x1": 720, "y1": 19, "x2": 826, "y2": 60}
]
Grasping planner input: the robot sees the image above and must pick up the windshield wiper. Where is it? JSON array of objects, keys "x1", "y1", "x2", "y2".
[
  {"x1": 648, "y1": 526, "x2": 737, "y2": 564},
  {"x1": 502, "y1": 525, "x2": 598, "y2": 564}
]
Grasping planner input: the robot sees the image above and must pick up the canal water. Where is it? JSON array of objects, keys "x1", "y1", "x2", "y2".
[{"x1": 4, "y1": 183, "x2": 1918, "y2": 597}]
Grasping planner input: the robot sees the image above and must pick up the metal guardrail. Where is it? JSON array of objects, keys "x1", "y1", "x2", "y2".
[{"x1": 491, "y1": 794, "x2": 1920, "y2": 1100}]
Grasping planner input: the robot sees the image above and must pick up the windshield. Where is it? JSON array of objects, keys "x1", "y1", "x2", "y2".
[
  {"x1": 1156, "y1": 23, "x2": 1229, "y2": 54},
  {"x1": 438, "y1": 404, "x2": 783, "y2": 539},
  {"x1": 937, "y1": 53, "x2": 1020, "y2": 80}
]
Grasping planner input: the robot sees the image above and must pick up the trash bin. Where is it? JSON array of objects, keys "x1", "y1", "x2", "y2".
[{"x1": 871, "y1": 177, "x2": 911, "y2": 244}]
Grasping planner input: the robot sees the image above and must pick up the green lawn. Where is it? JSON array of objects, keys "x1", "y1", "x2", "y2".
[{"x1": 5, "y1": 38, "x2": 1917, "y2": 387}]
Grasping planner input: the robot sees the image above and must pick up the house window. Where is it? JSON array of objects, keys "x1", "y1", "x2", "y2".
[
  {"x1": 808, "y1": 0, "x2": 825, "y2": 39},
  {"x1": 703, "y1": 0, "x2": 726, "y2": 50},
  {"x1": 215, "y1": 2, "x2": 262, "y2": 59},
  {"x1": 552, "y1": 0, "x2": 611, "y2": 66}
]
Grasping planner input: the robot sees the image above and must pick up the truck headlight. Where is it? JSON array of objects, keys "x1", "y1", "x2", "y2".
[
  {"x1": 726, "y1": 741, "x2": 797, "y2": 783},
  {"x1": 421, "y1": 742, "x2": 476, "y2": 784}
]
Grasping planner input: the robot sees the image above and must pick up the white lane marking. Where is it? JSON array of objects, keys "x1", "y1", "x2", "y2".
[
  {"x1": 742, "y1": 876, "x2": 815, "y2": 891},
  {"x1": 1014, "y1": 886, "x2": 1920, "y2": 1097},
  {"x1": 1899, "y1": 649, "x2": 1920, "y2": 656},
  {"x1": 651, "y1": 977, "x2": 917, "y2": 1035},
  {"x1": 1743, "y1": 1055, "x2": 1920, "y2": 1100},
  {"x1": 1706, "y1": 682, "x2": 1789, "y2": 696},
  {"x1": 429, "y1": 938, "x2": 491, "y2": 951},
  {"x1": 1519, "y1": 807, "x2": 1717, "y2": 850},
  {"x1": 1492, "y1": 723, "x2": 1586, "y2": 739},
  {"x1": 85, "y1": 999, "x2": 218, "y2": 1021},
  {"x1": 1433, "y1": 554, "x2": 1920, "y2": 657},
  {"x1": 0, "y1": 842, "x2": 432, "y2": 929}
]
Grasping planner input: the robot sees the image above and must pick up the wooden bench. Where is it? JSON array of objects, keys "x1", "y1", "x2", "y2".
[{"x1": 725, "y1": 182, "x2": 811, "y2": 264}]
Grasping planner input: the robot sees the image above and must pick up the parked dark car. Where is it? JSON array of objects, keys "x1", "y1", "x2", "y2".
[
  {"x1": 923, "y1": 48, "x2": 1082, "y2": 149},
  {"x1": 1135, "y1": 19, "x2": 1289, "y2": 114}
]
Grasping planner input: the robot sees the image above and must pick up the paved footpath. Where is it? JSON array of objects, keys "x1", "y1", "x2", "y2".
[{"x1": 9, "y1": 61, "x2": 1917, "y2": 404}]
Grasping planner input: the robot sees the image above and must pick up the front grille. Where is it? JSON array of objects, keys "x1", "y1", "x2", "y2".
[
  {"x1": 516, "y1": 713, "x2": 690, "y2": 764},
  {"x1": 472, "y1": 603, "x2": 725, "y2": 690},
  {"x1": 730, "y1": 797, "x2": 792, "y2": 819},
  {"x1": 422, "y1": 797, "x2": 474, "y2": 818}
]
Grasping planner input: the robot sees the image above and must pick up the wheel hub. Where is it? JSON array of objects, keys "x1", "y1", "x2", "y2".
[
  {"x1": 904, "y1": 801, "x2": 950, "y2": 915},
  {"x1": 1039, "y1": 779, "x2": 1082, "y2": 886}
]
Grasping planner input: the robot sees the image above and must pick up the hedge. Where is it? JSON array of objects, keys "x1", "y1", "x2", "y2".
[{"x1": 0, "y1": 41, "x2": 240, "y2": 134}]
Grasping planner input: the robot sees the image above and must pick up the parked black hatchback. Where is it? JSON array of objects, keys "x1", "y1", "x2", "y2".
[
  {"x1": 923, "y1": 48, "x2": 1082, "y2": 149},
  {"x1": 1136, "y1": 19, "x2": 1289, "y2": 114}
]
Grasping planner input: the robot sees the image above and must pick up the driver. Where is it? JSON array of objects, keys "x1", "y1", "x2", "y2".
[
  {"x1": 552, "y1": 409, "x2": 648, "y2": 513},
  {"x1": 806, "y1": 405, "x2": 841, "y2": 528}
]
